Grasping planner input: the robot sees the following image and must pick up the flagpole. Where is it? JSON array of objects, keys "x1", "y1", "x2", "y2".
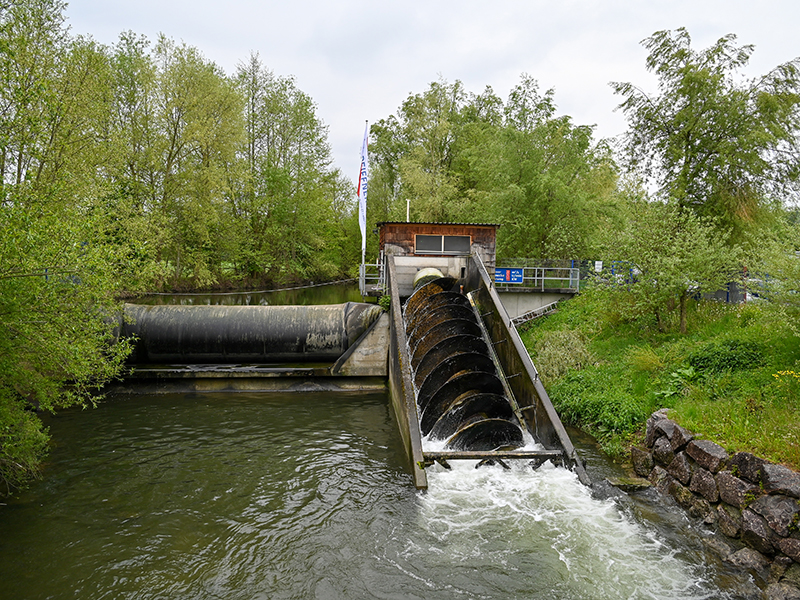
[{"x1": 358, "y1": 121, "x2": 369, "y2": 294}]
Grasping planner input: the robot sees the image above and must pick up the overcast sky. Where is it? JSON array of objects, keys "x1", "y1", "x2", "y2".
[{"x1": 64, "y1": 0, "x2": 800, "y2": 186}]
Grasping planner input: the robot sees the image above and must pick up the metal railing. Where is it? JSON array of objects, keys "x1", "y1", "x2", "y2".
[
  {"x1": 494, "y1": 264, "x2": 580, "y2": 292},
  {"x1": 359, "y1": 252, "x2": 385, "y2": 296},
  {"x1": 510, "y1": 299, "x2": 563, "y2": 326}
]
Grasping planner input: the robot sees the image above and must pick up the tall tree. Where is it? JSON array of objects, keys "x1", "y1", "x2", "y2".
[
  {"x1": 612, "y1": 28, "x2": 800, "y2": 238},
  {"x1": 153, "y1": 36, "x2": 243, "y2": 285},
  {"x1": 0, "y1": 0, "x2": 68, "y2": 190},
  {"x1": 100, "y1": 31, "x2": 171, "y2": 289},
  {"x1": 234, "y1": 54, "x2": 352, "y2": 283},
  {"x1": 370, "y1": 79, "x2": 468, "y2": 223},
  {"x1": 0, "y1": 0, "x2": 131, "y2": 493},
  {"x1": 369, "y1": 76, "x2": 619, "y2": 260},
  {"x1": 477, "y1": 76, "x2": 618, "y2": 260},
  {"x1": 108, "y1": 31, "x2": 160, "y2": 211}
]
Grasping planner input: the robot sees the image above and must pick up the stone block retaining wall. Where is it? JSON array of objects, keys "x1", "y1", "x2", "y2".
[{"x1": 632, "y1": 410, "x2": 800, "y2": 599}]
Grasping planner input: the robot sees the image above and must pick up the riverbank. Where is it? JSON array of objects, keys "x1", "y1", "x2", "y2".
[
  {"x1": 632, "y1": 410, "x2": 800, "y2": 597},
  {"x1": 518, "y1": 286, "x2": 800, "y2": 470}
]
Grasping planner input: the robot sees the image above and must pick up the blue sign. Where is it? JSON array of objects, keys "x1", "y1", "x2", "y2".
[{"x1": 495, "y1": 268, "x2": 524, "y2": 284}]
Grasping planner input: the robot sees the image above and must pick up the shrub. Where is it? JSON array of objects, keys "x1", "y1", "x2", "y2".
[
  {"x1": 626, "y1": 345, "x2": 664, "y2": 372},
  {"x1": 654, "y1": 366, "x2": 700, "y2": 400},
  {"x1": 550, "y1": 369, "x2": 651, "y2": 457},
  {"x1": 737, "y1": 304, "x2": 762, "y2": 328},
  {"x1": 687, "y1": 339, "x2": 765, "y2": 373},
  {"x1": 532, "y1": 329, "x2": 593, "y2": 384},
  {"x1": 0, "y1": 392, "x2": 49, "y2": 495}
]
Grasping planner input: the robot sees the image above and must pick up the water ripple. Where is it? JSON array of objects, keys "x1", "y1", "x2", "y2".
[{"x1": 0, "y1": 392, "x2": 761, "y2": 600}]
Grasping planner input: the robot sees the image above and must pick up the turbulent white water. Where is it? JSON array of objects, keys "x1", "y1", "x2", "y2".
[{"x1": 414, "y1": 459, "x2": 728, "y2": 600}]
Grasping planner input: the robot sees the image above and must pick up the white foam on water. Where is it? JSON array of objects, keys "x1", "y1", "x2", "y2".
[{"x1": 413, "y1": 459, "x2": 734, "y2": 600}]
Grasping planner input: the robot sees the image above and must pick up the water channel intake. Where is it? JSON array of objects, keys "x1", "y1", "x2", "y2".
[{"x1": 403, "y1": 275, "x2": 525, "y2": 452}]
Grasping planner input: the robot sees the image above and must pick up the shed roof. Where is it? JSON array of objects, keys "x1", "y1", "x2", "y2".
[{"x1": 376, "y1": 221, "x2": 500, "y2": 228}]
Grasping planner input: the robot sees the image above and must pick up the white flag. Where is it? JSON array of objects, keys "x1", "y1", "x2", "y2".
[{"x1": 358, "y1": 122, "x2": 368, "y2": 255}]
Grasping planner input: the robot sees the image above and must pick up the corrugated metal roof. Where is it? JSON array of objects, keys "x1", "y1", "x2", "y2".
[{"x1": 376, "y1": 221, "x2": 501, "y2": 228}]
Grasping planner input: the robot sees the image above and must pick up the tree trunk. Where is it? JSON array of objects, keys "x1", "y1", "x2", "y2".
[
  {"x1": 174, "y1": 250, "x2": 181, "y2": 285},
  {"x1": 655, "y1": 306, "x2": 665, "y2": 333},
  {"x1": 679, "y1": 291, "x2": 688, "y2": 334}
]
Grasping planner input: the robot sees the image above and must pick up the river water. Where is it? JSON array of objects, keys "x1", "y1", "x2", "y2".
[
  {"x1": 0, "y1": 390, "x2": 761, "y2": 600},
  {"x1": 132, "y1": 282, "x2": 364, "y2": 306}
]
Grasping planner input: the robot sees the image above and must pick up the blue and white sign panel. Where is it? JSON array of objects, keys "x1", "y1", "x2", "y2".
[{"x1": 495, "y1": 268, "x2": 524, "y2": 284}]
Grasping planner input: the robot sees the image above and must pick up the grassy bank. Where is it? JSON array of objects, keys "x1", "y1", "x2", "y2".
[{"x1": 519, "y1": 286, "x2": 800, "y2": 470}]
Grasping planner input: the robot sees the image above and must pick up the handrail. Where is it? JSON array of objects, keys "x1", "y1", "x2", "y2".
[
  {"x1": 494, "y1": 264, "x2": 580, "y2": 292},
  {"x1": 359, "y1": 254, "x2": 385, "y2": 296},
  {"x1": 510, "y1": 299, "x2": 562, "y2": 326}
]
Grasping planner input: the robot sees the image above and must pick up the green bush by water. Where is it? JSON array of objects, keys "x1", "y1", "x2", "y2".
[
  {"x1": 521, "y1": 287, "x2": 800, "y2": 467},
  {"x1": 0, "y1": 390, "x2": 50, "y2": 494}
]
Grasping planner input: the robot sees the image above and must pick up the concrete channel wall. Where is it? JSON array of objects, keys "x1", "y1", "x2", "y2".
[
  {"x1": 465, "y1": 255, "x2": 589, "y2": 484},
  {"x1": 497, "y1": 291, "x2": 572, "y2": 319},
  {"x1": 385, "y1": 256, "x2": 428, "y2": 489}
]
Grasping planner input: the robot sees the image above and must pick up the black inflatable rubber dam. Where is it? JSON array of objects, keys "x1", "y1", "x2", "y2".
[{"x1": 121, "y1": 302, "x2": 384, "y2": 364}]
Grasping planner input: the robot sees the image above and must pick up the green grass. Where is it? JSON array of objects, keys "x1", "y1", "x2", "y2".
[{"x1": 520, "y1": 286, "x2": 800, "y2": 468}]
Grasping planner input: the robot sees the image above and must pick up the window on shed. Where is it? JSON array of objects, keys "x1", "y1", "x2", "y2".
[
  {"x1": 415, "y1": 234, "x2": 471, "y2": 254},
  {"x1": 415, "y1": 235, "x2": 442, "y2": 253},
  {"x1": 444, "y1": 235, "x2": 471, "y2": 253}
]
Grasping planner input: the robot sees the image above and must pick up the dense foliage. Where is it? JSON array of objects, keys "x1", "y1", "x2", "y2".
[
  {"x1": 612, "y1": 28, "x2": 800, "y2": 239},
  {"x1": 368, "y1": 76, "x2": 619, "y2": 262},
  {"x1": 521, "y1": 288, "x2": 800, "y2": 467},
  {"x1": 1, "y1": 3, "x2": 799, "y2": 494},
  {"x1": 0, "y1": 0, "x2": 356, "y2": 493}
]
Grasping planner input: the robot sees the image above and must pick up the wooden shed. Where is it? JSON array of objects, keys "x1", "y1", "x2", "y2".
[
  {"x1": 377, "y1": 222, "x2": 498, "y2": 268},
  {"x1": 373, "y1": 222, "x2": 499, "y2": 297}
]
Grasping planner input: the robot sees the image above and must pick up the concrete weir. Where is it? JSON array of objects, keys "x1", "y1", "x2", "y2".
[{"x1": 118, "y1": 302, "x2": 390, "y2": 393}]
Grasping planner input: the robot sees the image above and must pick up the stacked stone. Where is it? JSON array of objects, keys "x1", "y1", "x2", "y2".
[{"x1": 632, "y1": 410, "x2": 800, "y2": 598}]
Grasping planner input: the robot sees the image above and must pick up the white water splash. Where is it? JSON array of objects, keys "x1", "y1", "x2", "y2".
[{"x1": 412, "y1": 460, "x2": 734, "y2": 600}]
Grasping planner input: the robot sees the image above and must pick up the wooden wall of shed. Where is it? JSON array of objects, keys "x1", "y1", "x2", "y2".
[{"x1": 379, "y1": 223, "x2": 497, "y2": 267}]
